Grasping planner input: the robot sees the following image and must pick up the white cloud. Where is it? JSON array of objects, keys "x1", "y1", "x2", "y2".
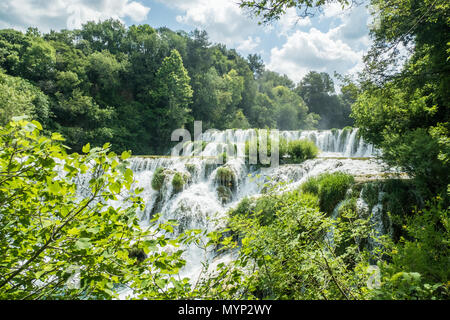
[
  {"x1": 0, "y1": 0, "x2": 150, "y2": 32},
  {"x1": 322, "y1": 2, "x2": 347, "y2": 19},
  {"x1": 267, "y1": 3, "x2": 371, "y2": 83},
  {"x1": 267, "y1": 28, "x2": 363, "y2": 83},
  {"x1": 162, "y1": 0, "x2": 263, "y2": 51},
  {"x1": 327, "y1": 4, "x2": 371, "y2": 49},
  {"x1": 237, "y1": 36, "x2": 261, "y2": 52},
  {"x1": 277, "y1": 7, "x2": 311, "y2": 36}
]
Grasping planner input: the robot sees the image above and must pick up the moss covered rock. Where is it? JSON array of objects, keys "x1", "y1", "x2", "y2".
[
  {"x1": 217, "y1": 185, "x2": 233, "y2": 204},
  {"x1": 215, "y1": 166, "x2": 236, "y2": 190},
  {"x1": 172, "y1": 172, "x2": 185, "y2": 193},
  {"x1": 185, "y1": 163, "x2": 197, "y2": 175},
  {"x1": 151, "y1": 167, "x2": 166, "y2": 191}
]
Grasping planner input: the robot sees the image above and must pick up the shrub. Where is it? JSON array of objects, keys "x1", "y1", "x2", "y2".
[
  {"x1": 0, "y1": 119, "x2": 192, "y2": 300},
  {"x1": 151, "y1": 167, "x2": 166, "y2": 191},
  {"x1": 361, "y1": 182, "x2": 381, "y2": 211},
  {"x1": 287, "y1": 139, "x2": 319, "y2": 163},
  {"x1": 372, "y1": 197, "x2": 450, "y2": 300},
  {"x1": 226, "y1": 186, "x2": 371, "y2": 300},
  {"x1": 244, "y1": 135, "x2": 289, "y2": 165},
  {"x1": 300, "y1": 176, "x2": 320, "y2": 195},
  {"x1": 301, "y1": 172, "x2": 355, "y2": 214}
]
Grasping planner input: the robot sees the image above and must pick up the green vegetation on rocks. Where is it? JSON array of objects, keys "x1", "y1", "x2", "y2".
[
  {"x1": 301, "y1": 172, "x2": 355, "y2": 214},
  {"x1": 172, "y1": 172, "x2": 186, "y2": 193},
  {"x1": 215, "y1": 166, "x2": 236, "y2": 190},
  {"x1": 287, "y1": 139, "x2": 319, "y2": 163},
  {"x1": 151, "y1": 167, "x2": 166, "y2": 191}
]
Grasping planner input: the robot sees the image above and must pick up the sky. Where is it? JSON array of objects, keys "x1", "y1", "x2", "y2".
[{"x1": 0, "y1": 0, "x2": 372, "y2": 84}]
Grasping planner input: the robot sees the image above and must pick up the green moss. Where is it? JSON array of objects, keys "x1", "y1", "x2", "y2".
[
  {"x1": 151, "y1": 167, "x2": 166, "y2": 191},
  {"x1": 227, "y1": 142, "x2": 238, "y2": 155},
  {"x1": 216, "y1": 166, "x2": 236, "y2": 189},
  {"x1": 172, "y1": 172, "x2": 185, "y2": 193},
  {"x1": 192, "y1": 140, "x2": 208, "y2": 152},
  {"x1": 217, "y1": 151, "x2": 228, "y2": 164},
  {"x1": 185, "y1": 163, "x2": 196, "y2": 175},
  {"x1": 340, "y1": 126, "x2": 353, "y2": 140},
  {"x1": 217, "y1": 185, "x2": 233, "y2": 204}
]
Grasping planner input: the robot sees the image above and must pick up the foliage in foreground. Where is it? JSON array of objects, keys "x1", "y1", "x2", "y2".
[
  {"x1": 227, "y1": 176, "x2": 450, "y2": 300},
  {"x1": 227, "y1": 186, "x2": 376, "y2": 300},
  {"x1": 0, "y1": 120, "x2": 247, "y2": 300},
  {"x1": 1, "y1": 120, "x2": 448, "y2": 300},
  {"x1": 372, "y1": 197, "x2": 450, "y2": 299}
]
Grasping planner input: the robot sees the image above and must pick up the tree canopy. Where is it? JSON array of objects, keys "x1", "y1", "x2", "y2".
[{"x1": 0, "y1": 19, "x2": 354, "y2": 155}]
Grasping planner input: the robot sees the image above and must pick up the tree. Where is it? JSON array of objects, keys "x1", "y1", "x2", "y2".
[
  {"x1": 150, "y1": 49, "x2": 193, "y2": 152},
  {"x1": 239, "y1": 0, "x2": 359, "y2": 23},
  {"x1": 20, "y1": 38, "x2": 56, "y2": 82},
  {"x1": 86, "y1": 50, "x2": 128, "y2": 101},
  {"x1": 352, "y1": 0, "x2": 450, "y2": 197},
  {"x1": 0, "y1": 71, "x2": 50, "y2": 126},
  {"x1": 0, "y1": 20, "x2": 322, "y2": 154},
  {"x1": 271, "y1": 85, "x2": 317, "y2": 130},
  {"x1": 79, "y1": 19, "x2": 127, "y2": 54},
  {"x1": 296, "y1": 71, "x2": 352, "y2": 129},
  {"x1": 0, "y1": 119, "x2": 197, "y2": 299},
  {"x1": 247, "y1": 53, "x2": 265, "y2": 78}
]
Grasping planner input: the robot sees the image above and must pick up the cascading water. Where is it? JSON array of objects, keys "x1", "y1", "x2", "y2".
[
  {"x1": 181, "y1": 128, "x2": 378, "y2": 158},
  {"x1": 108, "y1": 128, "x2": 389, "y2": 298}
]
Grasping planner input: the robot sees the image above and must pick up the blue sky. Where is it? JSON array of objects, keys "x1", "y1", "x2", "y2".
[{"x1": 0, "y1": 0, "x2": 372, "y2": 83}]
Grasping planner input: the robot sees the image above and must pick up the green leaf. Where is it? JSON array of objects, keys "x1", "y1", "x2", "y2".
[
  {"x1": 82, "y1": 143, "x2": 91, "y2": 153},
  {"x1": 125, "y1": 168, "x2": 133, "y2": 183},
  {"x1": 48, "y1": 181, "x2": 61, "y2": 194},
  {"x1": 51, "y1": 132, "x2": 65, "y2": 141},
  {"x1": 121, "y1": 151, "x2": 131, "y2": 160},
  {"x1": 75, "y1": 238, "x2": 92, "y2": 250},
  {"x1": 31, "y1": 120, "x2": 43, "y2": 130}
]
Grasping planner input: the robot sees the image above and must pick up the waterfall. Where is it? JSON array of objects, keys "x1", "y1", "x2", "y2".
[
  {"x1": 99, "y1": 128, "x2": 386, "y2": 298},
  {"x1": 179, "y1": 128, "x2": 378, "y2": 158}
]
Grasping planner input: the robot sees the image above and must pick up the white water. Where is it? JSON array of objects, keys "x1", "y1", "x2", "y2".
[
  {"x1": 97, "y1": 128, "x2": 389, "y2": 298},
  {"x1": 181, "y1": 128, "x2": 377, "y2": 158}
]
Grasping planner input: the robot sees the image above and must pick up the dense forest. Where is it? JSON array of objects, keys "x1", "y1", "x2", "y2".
[
  {"x1": 0, "y1": 21, "x2": 352, "y2": 154},
  {"x1": 0, "y1": 0, "x2": 449, "y2": 302}
]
